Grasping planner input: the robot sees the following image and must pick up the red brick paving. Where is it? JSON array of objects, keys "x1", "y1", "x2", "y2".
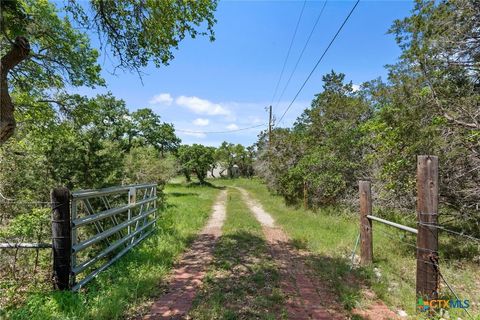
[
  {"x1": 265, "y1": 227, "x2": 399, "y2": 320},
  {"x1": 353, "y1": 301, "x2": 399, "y2": 320},
  {"x1": 264, "y1": 226, "x2": 347, "y2": 320},
  {"x1": 143, "y1": 190, "x2": 227, "y2": 320}
]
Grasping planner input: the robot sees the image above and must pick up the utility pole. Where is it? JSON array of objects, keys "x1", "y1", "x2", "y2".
[{"x1": 268, "y1": 105, "x2": 272, "y2": 146}]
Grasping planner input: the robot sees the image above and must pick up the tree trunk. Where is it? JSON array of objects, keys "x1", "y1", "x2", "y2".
[
  {"x1": 210, "y1": 166, "x2": 215, "y2": 178},
  {"x1": 0, "y1": 36, "x2": 30, "y2": 145},
  {"x1": 184, "y1": 169, "x2": 191, "y2": 182},
  {"x1": 196, "y1": 169, "x2": 206, "y2": 184},
  {"x1": 219, "y1": 168, "x2": 226, "y2": 178}
]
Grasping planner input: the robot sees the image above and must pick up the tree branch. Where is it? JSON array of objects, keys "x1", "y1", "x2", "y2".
[
  {"x1": 443, "y1": 112, "x2": 479, "y2": 129},
  {"x1": 0, "y1": 36, "x2": 30, "y2": 145}
]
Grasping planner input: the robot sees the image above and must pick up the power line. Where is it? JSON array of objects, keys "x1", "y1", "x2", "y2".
[
  {"x1": 175, "y1": 123, "x2": 267, "y2": 135},
  {"x1": 276, "y1": 0, "x2": 360, "y2": 126},
  {"x1": 275, "y1": 1, "x2": 328, "y2": 110},
  {"x1": 270, "y1": 0, "x2": 307, "y2": 106}
]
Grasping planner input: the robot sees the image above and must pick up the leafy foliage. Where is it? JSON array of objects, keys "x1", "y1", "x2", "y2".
[
  {"x1": 0, "y1": 0, "x2": 219, "y2": 313},
  {"x1": 177, "y1": 144, "x2": 215, "y2": 183},
  {"x1": 215, "y1": 142, "x2": 255, "y2": 178},
  {"x1": 1, "y1": 0, "x2": 218, "y2": 144},
  {"x1": 0, "y1": 93, "x2": 181, "y2": 223},
  {"x1": 130, "y1": 109, "x2": 180, "y2": 155},
  {"x1": 1, "y1": 0, "x2": 104, "y2": 92},
  {"x1": 257, "y1": 1, "x2": 479, "y2": 236},
  {"x1": 257, "y1": 71, "x2": 370, "y2": 206},
  {"x1": 123, "y1": 146, "x2": 177, "y2": 187},
  {"x1": 0, "y1": 208, "x2": 49, "y2": 241},
  {"x1": 66, "y1": 0, "x2": 218, "y2": 70},
  {"x1": 2, "y1": 183, "x2": 220, "y2": 319},
  {"x1": 0, "y1": 93, "x2": 182, "y2": 312}
]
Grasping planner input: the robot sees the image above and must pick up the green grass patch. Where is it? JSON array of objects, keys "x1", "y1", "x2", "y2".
[
  {"x1": 3, "y1": 182, "x2": 220, "y2": 320},
  {"x1": 216, "y1": 178, "x2": 480, "y2": 319},
  {"x1": 189, "y1": 187, "x2": 286, "y2": 320}
]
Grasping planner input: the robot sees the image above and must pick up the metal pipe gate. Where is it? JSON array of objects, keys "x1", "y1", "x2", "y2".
[{"x1": 69, "y1": 183, "x2": 158, "y2": 291}]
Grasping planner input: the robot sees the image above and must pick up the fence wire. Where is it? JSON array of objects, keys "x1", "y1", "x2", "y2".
[
  {"x1": 418, "y1": 222, "x2": 480, "y2": 244},
  {"x1": 0, "y1": 192, "x2": 54, "y2": 205},
  {"x1": 374, "y1": 226, "x2": 476, "y2": 319}
]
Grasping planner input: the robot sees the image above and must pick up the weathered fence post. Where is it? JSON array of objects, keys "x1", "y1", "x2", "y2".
[
  {"x1": 303, "y1": 181, "x2": 308, "y2": 210},
  {"x1": 51, "y1": 187, "x2": 71, "y2": 290},
  {"x1": 416, "y1": 155, "x2": 439, "y2": 300},
  {"x1": 359, "y1": 180, "x2": 373, "y2": 265}
]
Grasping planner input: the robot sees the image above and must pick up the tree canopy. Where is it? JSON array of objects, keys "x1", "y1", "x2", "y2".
[
  {"x1": 0, "y1": 0, "x2": 218, "y2": 144},
  {"x1": 177, "y1": 144, "x2": 215, "y2": 183}
]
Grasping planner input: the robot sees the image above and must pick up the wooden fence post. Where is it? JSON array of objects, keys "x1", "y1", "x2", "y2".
[
  {"x1": 359, "y1": 180, "x2": 373, "y2": 265},
  {"x1": 416, "y1": 155, "x2": 439, "y2": 300},
  {"x1": 303, "y1": 181, "x2": 308, "y2": 210},
  {"x1": 51, "y1": 187, "x2": 71, "y2": 290}
]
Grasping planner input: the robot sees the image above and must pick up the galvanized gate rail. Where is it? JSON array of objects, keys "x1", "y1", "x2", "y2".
[
  {"x1": 366, "y1": 215, "x2": 418, "y2": 234},
  {"x1": 70, "y1": 183, "x2": 158, "y2": 291}
]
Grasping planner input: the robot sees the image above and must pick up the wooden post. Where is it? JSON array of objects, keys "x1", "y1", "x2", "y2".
[
  {"x1": 303, "y1": 181, "x2": 307, "y2": 209},
  {"x1": 51, "y1": 187, "x2": 71, "y2": 290},
  {"x1": 416, "y1": 155, "x2": 439, "y2": 300},
  {"x1": 359, "y1": 180, "x2": 373, "y2": 265}
]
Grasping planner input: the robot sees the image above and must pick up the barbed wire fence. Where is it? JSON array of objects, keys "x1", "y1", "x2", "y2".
[
  {"x1": 0, "y1": 194, "x2": 54, "y2": 309},
  {"x1": 349, "y1": 156, "x2": 479, "y2": 319},
  {"x1": 373, "y1": 225, "x2": 477, "y2": 319}
]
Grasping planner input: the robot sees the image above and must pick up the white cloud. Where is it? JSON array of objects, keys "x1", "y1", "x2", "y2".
[
  {"x1": 352, "y1": 84, "x2": 361, "y2": 92},
  {"x1": 192, "y1": 118, "x2": 210, "y2": 126},
  {"x1": 226, "y1": 123, "x2": 239, "y2": 130},
  {"x1": 149, "y1": 93, "x2": 173, "y2": 105},
  {"x1": 176, "y1": 96, "x2": 230, "y2": 116}
]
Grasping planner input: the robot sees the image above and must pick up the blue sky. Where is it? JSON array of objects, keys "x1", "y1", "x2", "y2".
[{"x1": 77, "y1": 0, "x2": 414, "y2": 147}]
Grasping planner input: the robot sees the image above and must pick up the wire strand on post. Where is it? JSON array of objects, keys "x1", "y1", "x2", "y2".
[{"x1": 418, "y1": 222, "x2": 480, "y2": 243}]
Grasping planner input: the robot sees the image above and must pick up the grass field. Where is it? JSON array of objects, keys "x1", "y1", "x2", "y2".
[
  {"x1": 216, "y1": 178, "x2": 480, "y2": 319},
  {"x1": 3, "y1": 182, "x2": 220, "y2": 320}
]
